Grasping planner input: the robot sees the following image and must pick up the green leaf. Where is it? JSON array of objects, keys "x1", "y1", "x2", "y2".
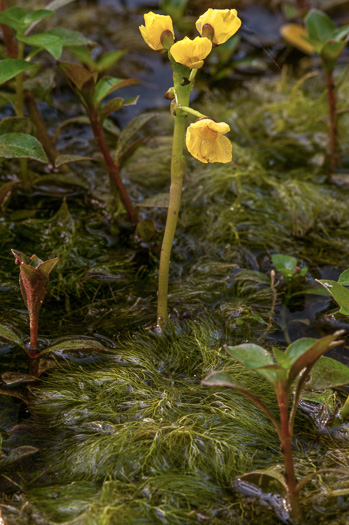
[
  {"x1": 0, "y1": 446, "x2": 39, "y2": 466},
  {"x1": 37, "y1": 258, "x2": 59, "y2": 279},
  {"x1": 115, "y1": 112, "x2": 158, "y2": 159},
  {"x1": 54, "y1": 154, "x2": 96, "y2": 168},
  {"x1": 320, "y1": 40, "x2": 347, "y2": 68},
  {"x1": 225, "y1": 343, "x2": 274, "y2": 369},
  {"x1": 46, "y1": 27, "x2": 93, "y2": 47},
  {"x1": 0, "y1": 133, "x2": 48, "y2": 162},
  {"x1": 57, "y1": 61, "x2": 96, "y2": 99},
  {"x1": 23, "y1": 9, "x2": 54, "y2": 26},
  {"x1": 0, "y1": 59, "x2": 36, "y2": 85},
  {"x1": 237, "y1": 468, "x2": 287, "y2": 494},
  {"x1": 38, "y1": 338, "x2": 112, "y2": 357},
  {"x1": 99, "y1": 97, "x2": 124, "y2": 124},
  {"x1": 288, "y1": 331, "x2": 345, "y2": 385},
  {"x1": 0, "y1": 7, "x2": 26, "y2": 32},
  {"x1": 305, "y1": 9, "x2": 337, "y2": 44},
  {"x1": 307, "y1": 356, "x2": 349, "y2": 390},
  {"x1": 272, "y1": 253, "x2": 297, "y2": 277},
  {"x1": 94, "y1": 77, "x2": 138, "y2": 104},
  {"x1": 0, "y1": 324, "x2": 25, "y2": 349},
  {"x1": 23, "y1": 69, "x2": 56, "y2": 104},
  {"x1": 32, "y1": 173, "x2": 90, "y2": 191},
  {"x1": 338, "y1": 270, "x2": 349, "y2": 286},
  {"x1": 316, "y1": 279, "x2": 349, "y2": 314},
  {"x1": 285, "y1": 338, "x2": 317, "y2": 363},
  {"x1": 17, "y1": 33, "x2": 63, "y2": 59},
  {"x1": 96, "y1": 50, "x2": 127, "y2": 72},
  {"x1": 46, "y1": 0, "x2": 76, "y2": 9}
]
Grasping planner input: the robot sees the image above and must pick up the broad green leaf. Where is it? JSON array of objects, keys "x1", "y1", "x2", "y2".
[
  {"x1": 17, "y1": 33, "x2": 63, "y2": 59},
  {"x1": 225, "y1": 343, "x2": 274, "y2": 369},
  {"x1": 305, "y1": 9, "x2": 337, "y2": 44},
  {"x1": 338, "y1": 270, "x2": 349, "y2": 286},
  {"x1": 32, "y1": 172, "x2": 90, "y2": 191},
  {"x1": 46, "y1": 27, "x2": 93, "y2": 47},
  {"x1": 288, "y1": 331, "x2": 344, "y2": 385},
  {"x1": 285, "y1": 338, "x2": 317, "y2": 363},
  {"x1": 94, "y1": 77, "x2": 138, "y2": 104},
  {"x1": 23, "y1": 9, "x2": 54, "y2": 26},
  {"x1": 0, "y1": 324, "x2": 25, "y2": 349},
  {"x1": 96, "y1": 50, "x2": 127, "y2": 72},
  {"x1": 0, "y1": 59, "x2": 35, "y2": 85},
  {"x1": 272, "y1": 253, "x2": 297, "y2": 277},
  {"x1": 0, "y1": 7, "x2": 26, "y2": 32},
  {"x1": 316, "y1": 279, "x2": 349, "y2": 314},
  {"x1": 321, "y1": 40, "x2": 347, "y2": 68},
  {"x1": 2, "y1": 372, "x2": 37, "y2": 385},
  {"x1": 307, "y1": 356, "x2": 349, "y2": 390},
  {"x1": 115, "y1": 112, "x2": 158, "y2": 159},
  {"x1": 0, "y1": 133, "x2": 48, "y2": 162}
]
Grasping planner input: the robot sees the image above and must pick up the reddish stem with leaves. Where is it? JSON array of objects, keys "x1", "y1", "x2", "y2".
[{"x1": 89, "y1": 110, "x2": 138, "y2": 224}]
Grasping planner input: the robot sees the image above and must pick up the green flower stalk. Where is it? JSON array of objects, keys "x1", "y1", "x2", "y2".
[{"x1": 139, "y1": 9, "x2": 239, "y2": 329}]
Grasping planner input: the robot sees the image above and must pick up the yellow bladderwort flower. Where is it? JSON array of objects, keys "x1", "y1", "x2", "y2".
[
  {"x1": 170, "y1": 36, "x2": 212, "y2": 69},
  {"x1": 186, "y1": 119, "x2": 232, "y2": 164},
  {"x1": 139, "y1": 11, "x2": 174, "y2": 51},
  {"x1": 196, "y1": 8, "x2": 241, "y2": 45}
]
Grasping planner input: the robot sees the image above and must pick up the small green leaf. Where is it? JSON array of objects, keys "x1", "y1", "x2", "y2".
[
  {"x1": 96, "y1": 50, "x2": 127, "y2": 72},
  {"x1": 0, "y1": 117, "x2": 35, "y2": 136},
  {"x1": 316, "y1": 279, "x2": 349, "y2": 314},
  {"x1": 23, "y1": 9, "x2": 54, "y2": 26},
  {"x1": 0, "y1": 7, "x2": 26, "y2": 32},
  {"x1": 272, "y1": 253, "x2": 297, "y2": 277},
  {"x1": 285, "y1": 338, "x2": 317, "y2": 363},
  {"x1": 17, "y1": 33, "x2": 63, "y2": 59},
  {"x1": 320, "y1": 40, "x2": 346, "y2": 68},
  {"x1": 237, "y1": 468, "x2": 287, "y2": 494},
  {"x1": 0, "y1": 59, "x2": 35, "y2": 86},
  {"x1": 338, "y1": 270, "x2": 349, "y2": 286},
  {"x1": 305, "y1": 9, "x2": 337, "y2": 44},
  {"x1": 0, "y1": 324, "x2": 25, "y2": 349},
  {"x1": 46, "y1": 27, "x2": 93, "y2": 47},
  {"x1": 288, "y1": 331, "x2": 344, "y2": 385},
  {"x1": 225, "y1": 343, "x2": 274, "y2": 369},
  {"x1": 39, "y1": 338, "x2": 112, "y2": 356},
  {"x1": 57, "y1": 61, "x2": 96, "y2": 101},
  {"x1": 94, "y1": 77, "x2": 138, "y2": 104},
  {"x1": 99, "y1": 97, "x2": 124, "y2": 124},
  {"x1": 115, "y1": 112, "x2": 157, "y2": 159},
  {"x1": 54, "y1": 154, "x2": 96, "y2": 167},
  {"x1": 0, "y1": 133, "x2": 48, "y2": 162},
  {"x1": 37, "y1": 258, "x2": 59, "y2": 279}
]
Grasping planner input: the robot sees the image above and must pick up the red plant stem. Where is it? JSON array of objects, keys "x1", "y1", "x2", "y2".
[
  {"x1": 325, "y1": 69, "x2": 338, "y2": 173},
  {"x1": 277, "y1": 390, "x2": 303, "y2": 523},
  {"x1": 89, "y1": 111, "x2": 137, "y2": 224},
  {"x1": 0, "y1": 0, "x2": 17, "y2": 58},
  {"x1": 29, "y1": 317, "x2": 38, "y2": 358}
]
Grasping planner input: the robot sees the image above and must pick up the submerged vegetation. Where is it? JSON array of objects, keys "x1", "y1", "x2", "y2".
[{"x1": 1, "y1": 0, "x2": 349, "y2": 523}]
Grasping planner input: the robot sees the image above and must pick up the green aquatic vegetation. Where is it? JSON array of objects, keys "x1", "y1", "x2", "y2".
[{"x1": 203, "y1": 332, "x2": 349, "y2": 524}]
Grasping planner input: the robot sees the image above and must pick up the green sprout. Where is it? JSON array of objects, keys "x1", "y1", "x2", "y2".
[{"x1": 203, "y1": 332, "x2": 349, "y2": 524}]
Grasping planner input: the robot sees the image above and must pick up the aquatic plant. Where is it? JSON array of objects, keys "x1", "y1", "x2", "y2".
[
  {"x1": 203, "y1": 332, "x2": 349, "y2": 523},
  {"x1": 139, "y1": 8, "x2": 241, "y2": 329},
  {"x1": 281, "y1": 9, "x2": 349, "y2": 172},
  {"x1": 11, "y1": 249, "x2": 59, "y2": 372}
]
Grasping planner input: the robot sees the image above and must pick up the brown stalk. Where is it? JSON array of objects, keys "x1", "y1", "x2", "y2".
[
  {"x1": 325, "y1": 69, "x2": 339, "y2": 173},
  {"x1": 0, "y1": 0, "x2": 17, "y2": 58}
]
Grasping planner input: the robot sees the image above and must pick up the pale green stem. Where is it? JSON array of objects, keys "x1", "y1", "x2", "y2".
[
  {"x1": 157, "y1": 66, "x2": 192, "y2": 329},
  {"x1": 177, "y1": 105, "x2": 207, "y2": 120}
]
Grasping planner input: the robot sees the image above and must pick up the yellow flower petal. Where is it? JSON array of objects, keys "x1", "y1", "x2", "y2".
[
  {"x1": 280, "y1": 24, "x2": 315, "y2": 55},
  {"x1": 139, "y1": 11, "x2": 174, "y2": 51},
  {"x1": 196, "y1": 8, "x2": 241, "y2": 45},
  {"x1": 170, "y1": 36, "x2": 212, "y2": 69},
  {"x1": 186, "y1": 119, "x2": 232, "y2": 163}
]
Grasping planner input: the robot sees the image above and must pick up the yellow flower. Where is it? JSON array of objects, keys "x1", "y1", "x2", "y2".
[
  {"x1": 139, "y1": 12, "x2": 174, "y2": 51},
  {"x1": 280, "y1": 24, "x2": 315, "y2": 55},
  {"x1": 196, "y1": 8, "x2": 241, "y2": 45},
  {"x1": 170, "y1": 36, "x2": 212, "y2": 69},
  {"x1": 186, "y1": 119, "x2": 232, "y2": 164}
]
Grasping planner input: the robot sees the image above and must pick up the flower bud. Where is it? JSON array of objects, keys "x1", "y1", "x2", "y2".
[
  {"x1": 160, "y1": 29, "x2": 175, "y2": 50},
  {"x1": 201, "y1": 23, "x2": 215, "y2": 42},
  {"x1": 164, "y1": 87, "x2": 176, "y2": 100}
]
